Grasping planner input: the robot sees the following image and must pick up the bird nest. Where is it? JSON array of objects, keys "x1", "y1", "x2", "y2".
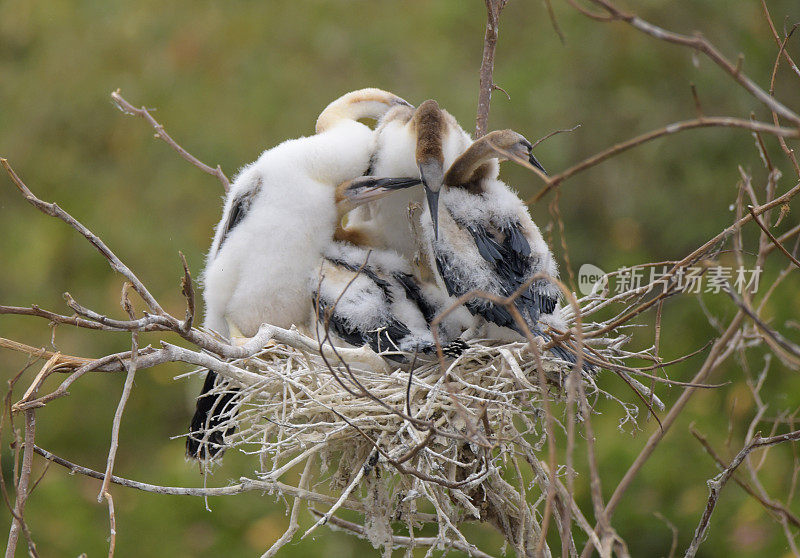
[{"x1": 189, "y1": 292, "x2": 650, "y2": 557}]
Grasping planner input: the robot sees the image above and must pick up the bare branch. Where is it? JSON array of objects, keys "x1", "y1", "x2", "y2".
[
  {"x1": 685, "y1": 429, "x2": 800, "y2": 557},
  {"x1": 748, "y1": 205, "x2": 800, "y2": 269},
  {"x1": 475, "y1": 0, "x2": 509, "y2": 137},
  {"x1": 530, "y1": 116, "x2": 800, "y2": 203},
  {"x1": 103, "y1": 491, "x2": 116, "y2": 558},
  {"x1": 0, "y1": 338, "x2": 94, "y2": 370},
  {"x1": 5, "y1": 408, "x2": 37, "y2": 558},
  {"x1": 310, "y1": 509, "x2": 495, "y2": 558},
  {"x1": 1, "y1": 159, "x2": 165, "y2": 316},
  {"x1": 98, "y1": 290, "x2": 140, "y2": 502},
  {"x1": 0, "y1": 304, "x2": 122, "y2": 331},
  {"x1": 110, "y1": 90, "x2": 230, "y2": 192},
  {"x1": 690, "y1": 426, "x2": 800, "y2": 530},
  {"x1": 574, "y1": 0, "x2": 800, "y2": 126},
  {"x1": 30, "y1": 445, "x2": 419, "y2": 518},
  {"x1": 579, "y1": 310, "x2": 748, "y2": 558}
]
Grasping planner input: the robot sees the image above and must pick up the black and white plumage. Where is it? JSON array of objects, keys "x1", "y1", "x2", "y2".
[
  {"x1": 188, "y1": 89, "x2": 417, "y2": 460},
  {"x1": 201, "y1": 89, "x2": 412, "y2": 340},
  {"x1": 188, "y1": 91, "x2": 472, "y2": 460},
  {"x1": 314, "y1": 241, "x2": 469, "y2": 362},
  {"x1": 338, "y1": 99, "x2": 566, "y2": 348},
  {"x1": 409, "y1": 101, "x2": 587, "y2": 366},
  {"x1": 187, "y1": 178, "x2": 431, "y2": 461}
]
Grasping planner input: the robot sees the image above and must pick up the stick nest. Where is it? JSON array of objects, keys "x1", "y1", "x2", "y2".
[{"x1": 193, "y1": 293, "x2": 647, "y2": 557}]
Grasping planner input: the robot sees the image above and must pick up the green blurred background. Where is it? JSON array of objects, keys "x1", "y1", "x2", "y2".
[{"x1": 1, "y1": 1, "x2": 799, "y2": 556}]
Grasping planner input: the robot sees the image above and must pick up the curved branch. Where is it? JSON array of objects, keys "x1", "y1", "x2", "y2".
[
  {"x1": 110, "y1": 90, "x2": 231, "y2": 192},
  {"x1": 577, "y1": 0, "x2": 800, "y2": 126},
  {"x1": 1, "y1": 159, "x2": 165, "y2": 316},
  {"x1": 530, "y1": 116, "x2": 800, "y2": 204}
]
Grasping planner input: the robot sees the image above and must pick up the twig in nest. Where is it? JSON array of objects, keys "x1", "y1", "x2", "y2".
[{"x1": 309, "y1": 509, "x2": 495, "y2": 558}]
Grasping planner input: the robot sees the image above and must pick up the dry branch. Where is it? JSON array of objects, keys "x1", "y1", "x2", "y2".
[
  {"x1": 691, "y1": 426, "x2": 800, "y2": 530},
  {"x1": 475, "y1": 0, "x2": 509, "y2": 138},
  {"x1": 686, "y1": 429, "x2": 800, "y2": 557},
  {"x1": 530, "y1": 116, "x2": 800, "y2": 204},
  {"x1": 1, "y1": 159, "x2": 165, "y2": 316},
  {"x1": 579, "y1": 0, "x2": 800, "y2": 125},
  {"x1": 5, "y1": 407, "x2": 37, "y2": 558},
  {"x1": 110, "y1": 90, "x2": 231, "y2": 192}
]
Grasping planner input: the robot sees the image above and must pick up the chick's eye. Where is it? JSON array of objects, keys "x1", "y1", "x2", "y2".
[{"x1": 520, "y1": 140, "x2": 532, "y2": 151}]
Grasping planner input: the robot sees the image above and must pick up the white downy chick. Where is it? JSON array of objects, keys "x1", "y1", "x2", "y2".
[
  {"x1": 342, "y1": 102, "x2": 473, "y2": 263},
  {"x1": 189, "y1": 88, "x2": 412, "y2": 460}
]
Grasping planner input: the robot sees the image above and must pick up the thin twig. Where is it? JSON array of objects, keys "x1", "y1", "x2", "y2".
[
  {"x1": 579, "y1": 311, "x2": 747, "y2": 558},
  {"x1": 475, "y1": 0, "x2": 509, "y2": 138},
  {"x1": 103, "y1": 491, "x2": 116, "y2": 558},
  {"x1": 31, "y1": 445, "x2": 396, "y2": 516},
  {"x1": 685, "y1": 429, "x2": 800, "y2": 557},
  {"x1": 690, "y1": 426, "x2": 800, "y2": 529},
  {"x1": 577, "y1": 0, "x2": 800, "y2": 125},
  {"x1": 310, "y1": 509, "x2": 495, "y2": 558},
  {"x1": 530, "y1": 117, "x2": 800, "y2": 203},
  {"x1": 110, "y1": 90, "x2": 230, "y2": 192},
  {"x1": 98, "y1": 287, "x2": 140, "y2": 501},
  {"x1": 1, "y1": 159, "x2": 165, "y2": 316},
  {"x1": 5, "y1": 409, "x2": 37, "y2": 558},
  {"x1": 748, "y1": 205, "x2": 800, "y2": 269}
]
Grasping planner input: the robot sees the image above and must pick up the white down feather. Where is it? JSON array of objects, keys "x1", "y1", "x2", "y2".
[
  {"x1": 201, "y1": 119, "x2": 377, "y2": 338},
  {"x1": 345, "y1": 106, "x2": 473, "y2": 261}
]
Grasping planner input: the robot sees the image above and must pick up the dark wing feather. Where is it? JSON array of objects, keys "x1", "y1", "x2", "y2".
[
  {"x1": 442, "y1": 339, "x2": 469, "y2": 358},
  {"x1": 506, "y1": 223, "x2": 531, "y2": 257},
  {"x1": 442, "y1": 213, "x2": 591, "y2": 370},
  {"x1": 434, "y1": 256, "x2": 459, "y2": 298},
  {"x1": 466, "y1": 225, "x2": 504, "y2": 263},
  {"x1": 446, "y1": 219, "x2": 562, "y2": 333},
  {"x1": 313, "y1": 292, "x2": 411, "y2": 363},
  {"x1": 499, "y1": 223, "x2": 560, "y2": 321},
  {"x1": 218, "y1": 186, "x2": 259, "y2": 250},
  {"x1": 537, "y1": 289, "x2": 558, "y2": 315}
]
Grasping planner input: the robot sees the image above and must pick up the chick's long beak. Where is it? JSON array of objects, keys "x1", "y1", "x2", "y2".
[
  {"x1": 425, "y1": 188, "x2": 440, "y2": 241},
  {"x1": 418, "y1": 161, "x2": 443, "y2": 241},
  {"x1": 528, "y1": 152, "x2": 547, "y2": 175},
  {"x1": 339, "y1": 176, "x2": 421, "y2": 209}
]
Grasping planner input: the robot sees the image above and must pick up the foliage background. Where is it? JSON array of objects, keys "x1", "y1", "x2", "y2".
[{"x1": 1, "y1": 1, "x2": 799, "y2": 556}]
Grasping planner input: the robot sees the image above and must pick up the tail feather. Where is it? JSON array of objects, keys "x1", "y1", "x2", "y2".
[{"x1": 186, "y1": 370, "x2": 239, "y2": 460}]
